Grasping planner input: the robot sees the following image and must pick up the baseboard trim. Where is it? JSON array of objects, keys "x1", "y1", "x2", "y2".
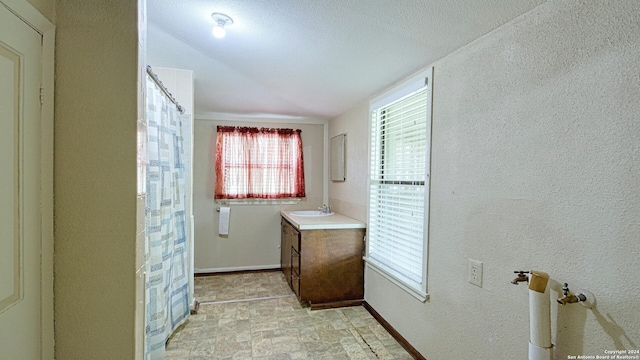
[
  {"x1": 310, "y1": 299, "x2": 363, "y2": 310},
  {"x1": 194, "y1": 266, "x2": 281, "y2": 277},
  {"x1": 363, "y1": 301, "x2": 426, "y2": 360}
]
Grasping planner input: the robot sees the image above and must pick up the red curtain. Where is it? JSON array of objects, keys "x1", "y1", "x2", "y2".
[{"x1": 215, "y1": 126, "x2": 306, "y2": 199}]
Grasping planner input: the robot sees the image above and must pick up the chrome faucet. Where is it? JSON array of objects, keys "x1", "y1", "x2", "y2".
[{"x1": 318, "y1": 204, "x2": 331, "y2": 213}]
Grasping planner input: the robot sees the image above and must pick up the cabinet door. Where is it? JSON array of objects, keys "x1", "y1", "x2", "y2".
[{"x1": 280, "y1": 220, "x2": 291, "y2": 287}]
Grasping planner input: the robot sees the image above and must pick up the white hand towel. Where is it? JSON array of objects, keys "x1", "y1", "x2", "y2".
[{"x1": 219, "y1": 206, "x2": 230, "y2": 235}]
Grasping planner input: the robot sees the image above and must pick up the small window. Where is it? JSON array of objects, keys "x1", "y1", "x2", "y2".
[
  {"x1": 366, "y1": 68, "x2": 433, "y2": 301},
  {"x1": 215, "y1": 126, "x2": 306, "y2": 199}
]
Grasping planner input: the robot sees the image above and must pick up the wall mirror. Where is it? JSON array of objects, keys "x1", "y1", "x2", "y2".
[{"x1": 330, "y1": 133, "x2": 346, "y2": 182}]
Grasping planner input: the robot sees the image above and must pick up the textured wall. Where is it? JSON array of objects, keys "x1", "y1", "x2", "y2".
[
  {"x1": 329, "y1": 104, "x2": 369, "y2": 221},
  {"x1": 332, "y1": 1, "x2": 640, "y2": 358},
  {"x1": 192, "y1": 119, "x2": 325, "y2": 272},
  {"x1": 54, "y1": 0, "x2": 139, "y2": 358}
]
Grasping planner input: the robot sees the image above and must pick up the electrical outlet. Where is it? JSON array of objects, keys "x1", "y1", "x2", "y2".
[{"x1": 468, "y1": 259, "x2": 483, "y2": 287}]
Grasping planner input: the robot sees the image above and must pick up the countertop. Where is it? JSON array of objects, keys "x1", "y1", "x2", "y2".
[{"x1": 280, "y1": 210, "x2": 366, "y2": 230}]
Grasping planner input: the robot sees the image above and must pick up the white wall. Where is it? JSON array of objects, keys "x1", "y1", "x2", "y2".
[
  {"x1": 328, "y1": 105, "x2": 369, "y2": 221},
  {"x1": 26, "y1": 0, "x2": 53, "y2": 22},
  {"x1": 193, "y1": 118, "x2": 326, "y2": 272},
  {"x1": 330, "y1": 1, "x2": 640, "y2": 358},
  {"x1": 150, "y1": 67, "x2": 194, "y2": 115}
]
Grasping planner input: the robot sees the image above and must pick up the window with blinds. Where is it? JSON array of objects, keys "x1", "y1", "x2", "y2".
[{"x1": 366, "y1": 68, "x2": 432, "y2": 300}]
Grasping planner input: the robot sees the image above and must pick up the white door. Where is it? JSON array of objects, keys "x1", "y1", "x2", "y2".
[{"x1": 0, "y1": 4, "x2": 47, "y2": 359}]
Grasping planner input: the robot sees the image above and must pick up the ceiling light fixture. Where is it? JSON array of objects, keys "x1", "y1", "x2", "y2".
[{"x1": 211, "y1": 13, "x2": 233, "y2": 39}]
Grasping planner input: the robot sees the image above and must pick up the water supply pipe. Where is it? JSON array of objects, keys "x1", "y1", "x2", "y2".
[{"x1": 512, "y1": 270, "x2": 553, "y2": 360}]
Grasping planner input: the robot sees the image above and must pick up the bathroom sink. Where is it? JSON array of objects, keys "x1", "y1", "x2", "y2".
[{"x1": 290, "y1": 210, "x2": 334, "y2": 217}]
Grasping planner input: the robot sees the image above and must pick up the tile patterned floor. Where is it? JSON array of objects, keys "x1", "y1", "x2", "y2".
[{"x1": 165, "y1": 271, "x2": 414, "y2": 360}]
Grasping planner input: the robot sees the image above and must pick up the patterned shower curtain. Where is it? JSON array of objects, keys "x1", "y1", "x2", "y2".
[{"x1": 145, "y1": 74, "x2": 190, "y2": 359}]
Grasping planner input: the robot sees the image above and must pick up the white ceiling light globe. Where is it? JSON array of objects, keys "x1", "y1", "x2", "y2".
[
  {"x1": 211, "y1": 13, "x2": 233, "y2": 39},
  {"x1": 212, "y1": 24, "x2": 226, "y2": 38}
]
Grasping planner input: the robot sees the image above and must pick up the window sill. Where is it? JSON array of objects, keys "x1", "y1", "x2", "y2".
[
  {"x1": 216, "y1": 198, "x2": 301, "y2": 206},
  {"x1": 364, "y1": 259, "x2": 429, "y2": 303}
]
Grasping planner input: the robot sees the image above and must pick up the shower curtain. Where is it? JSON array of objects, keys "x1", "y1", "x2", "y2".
[{"x1": 145, "y1": 73, "x2": 190, "y2": 360}]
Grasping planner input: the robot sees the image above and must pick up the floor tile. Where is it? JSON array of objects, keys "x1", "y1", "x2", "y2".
[{"x1": 165, "y1": 271, "x2": 413, "y2": 359}]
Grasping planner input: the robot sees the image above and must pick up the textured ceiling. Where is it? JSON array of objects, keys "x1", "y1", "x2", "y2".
[{"x1": 147, "y1": 0, "x2": 545, "y2": 119}]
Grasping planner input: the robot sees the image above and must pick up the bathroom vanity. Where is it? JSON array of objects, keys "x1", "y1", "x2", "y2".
[{"x1": 280, "y1": 211, "x2": 366, "y2": 309}]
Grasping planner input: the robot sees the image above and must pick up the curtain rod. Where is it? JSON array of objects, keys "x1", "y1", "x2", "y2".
[{"x1": 146, "y1": 65, "x2": 185, "y2": 114}]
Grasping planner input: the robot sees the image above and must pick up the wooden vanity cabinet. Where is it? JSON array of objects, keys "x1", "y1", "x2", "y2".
[{"x1": 280, "y1": 217, "x2": 365, "y2": 309}]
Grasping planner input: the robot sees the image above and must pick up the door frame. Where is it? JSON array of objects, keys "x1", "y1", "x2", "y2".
[{"x1": 0, "y1": 0, "x2": 54, "y2": 358}]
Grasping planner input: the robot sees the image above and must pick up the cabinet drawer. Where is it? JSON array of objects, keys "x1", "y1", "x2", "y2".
[
  {"x1": 290, "y1": 228, "x2": 300, "y2": 252},
  {"x1": 291, "y1": 272, "x2": 300, "y2": 299},
  {"x1": 291, "y1": 247, "x2": 300, "y2": 278},
  {"x1": 290, "y1": 244, "x2": 301, "y2": 299}
]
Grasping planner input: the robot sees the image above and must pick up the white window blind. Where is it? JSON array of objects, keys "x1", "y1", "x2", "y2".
[{"x1": 367, "y1": 72, "x2": 431, "y2": 298}]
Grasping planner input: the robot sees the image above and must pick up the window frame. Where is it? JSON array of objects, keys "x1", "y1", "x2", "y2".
[{"x1": 365, "y1": 67, "x2": 433, "y2": 302}]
